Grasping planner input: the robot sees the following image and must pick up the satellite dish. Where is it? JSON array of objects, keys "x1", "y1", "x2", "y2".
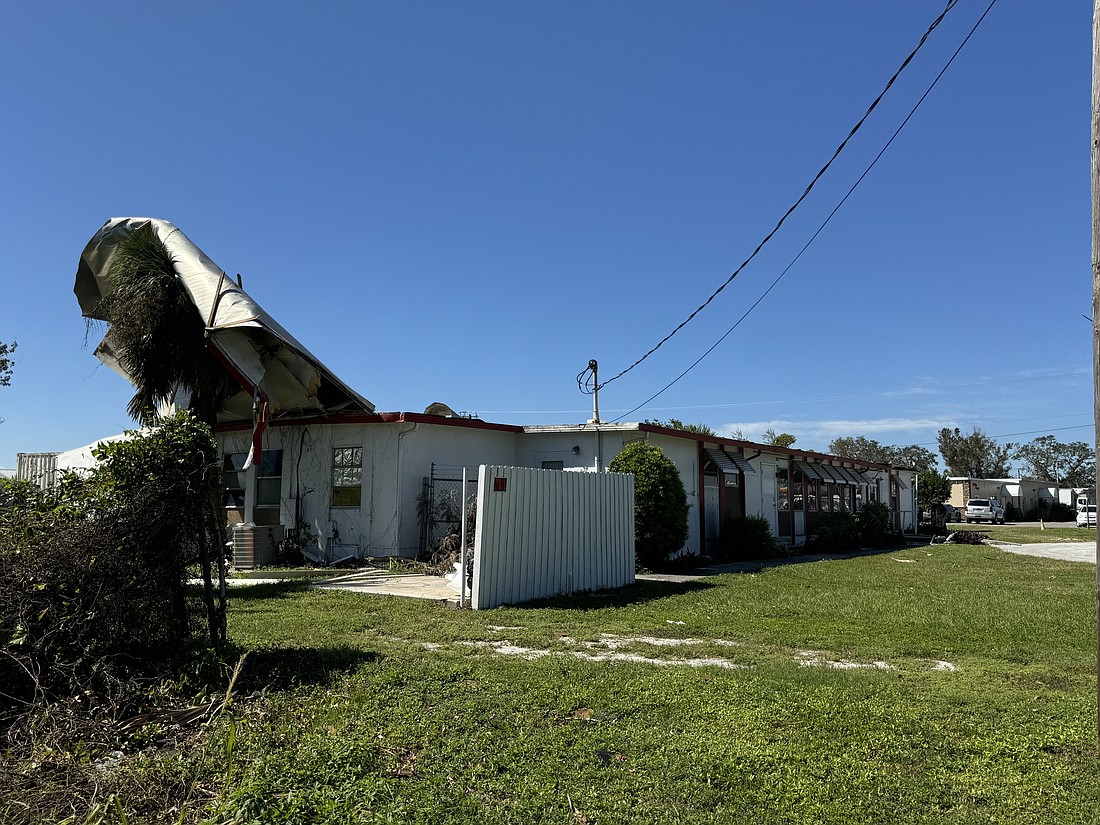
[{"x1": 423, "y1": 402, "x2": 457, "y2": 417}]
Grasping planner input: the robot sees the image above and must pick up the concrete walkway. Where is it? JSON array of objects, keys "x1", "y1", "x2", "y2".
[{"x1": 989, "y1": 541, "x2": 1096, "y2": 564}]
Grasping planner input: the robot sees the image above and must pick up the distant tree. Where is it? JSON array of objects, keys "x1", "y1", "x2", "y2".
[
  {"x1": 828, "y1": 436, "x2": 936, "y2": 471},
  {"x1": 644, "y1": 418, "x2": 716, "y2": 437},
  {"x1": 608, "y1": 441, "x2": 689, "y2": 570},
  {"x1": 0, "y1": 340, "x2": 15, "y2": 387},
  {"x1": 937, "y1": 427, "x2": 1014, "y2": 478},
  {"x1": 1014, "y1": 435, "x2": 1095, "y2": 488},
  {"x1": 917, "y1": 469, "x2": 953, "y2": 530},
  {"x1": 829, "y1": 436, "x2": 894, "y2": 465},
  {"x1": 762, "y1": 428, "x2": 796, "y2": 448},
  {"x1": 890, "y1": 445, "x2": 938, "y2": 473}
]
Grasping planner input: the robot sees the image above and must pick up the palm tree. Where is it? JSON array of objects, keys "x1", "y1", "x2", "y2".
[{"x1": 93, "y1": 224, "x2": 232, "y2": 426}]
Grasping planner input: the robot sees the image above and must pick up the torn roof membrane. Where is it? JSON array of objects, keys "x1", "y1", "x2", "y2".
[{"x1": 74, "y1": 217, "x2": 375, "y2": 423}]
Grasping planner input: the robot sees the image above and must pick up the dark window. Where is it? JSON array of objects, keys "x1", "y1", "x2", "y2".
[
  {"x1": 541, "y1": 460, "x2": 565, "y2": 471},
  {"x1": 224, "y1": 453, "x2": 246, "y2": 508},
  {"x1": 224, "y1": 450, "x2": 282, "y2": 508}
]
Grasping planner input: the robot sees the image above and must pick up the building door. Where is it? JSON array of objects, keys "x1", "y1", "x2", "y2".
[
  {"x1": 761, "y1": 463, "x2": 778, "y2": 537},
  {"x1": 703, "y1": 471, "x2": 720, "y2": 556}
]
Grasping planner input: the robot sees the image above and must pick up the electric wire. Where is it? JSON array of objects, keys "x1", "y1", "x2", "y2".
[
  {"x1": 589, "y1": 0, "x2": 960, "y2": 394},
  {"x1": 612, "y1": 0, "x2": 998, "y2": 422}
]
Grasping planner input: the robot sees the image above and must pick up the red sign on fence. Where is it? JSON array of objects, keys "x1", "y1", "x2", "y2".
[{"x1": 493, "y1": 477, "x2": 507, "y2": 492}]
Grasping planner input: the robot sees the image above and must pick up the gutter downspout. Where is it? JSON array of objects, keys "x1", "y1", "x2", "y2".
[{"x1": 397, "y1": 422, "x2": 419, "y2": 555}]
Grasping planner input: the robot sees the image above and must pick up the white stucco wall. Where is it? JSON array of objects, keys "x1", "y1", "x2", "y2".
[{"x1": 218, "y1": 419, "x2": 521, "y2": 558}]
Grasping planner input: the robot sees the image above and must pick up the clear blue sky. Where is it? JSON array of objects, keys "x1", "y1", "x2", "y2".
[{"x1": 0, "y1": 1, "x2": 1092, "y2": 471}]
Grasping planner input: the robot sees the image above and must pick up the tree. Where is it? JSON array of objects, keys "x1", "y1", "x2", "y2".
[
  {"x1": 92, "y1": 225, "x2": 231, "y2": 424},
  {"x1": 917, "y1": 468, "x2": 953, "y2": 530},
  {"x1": 828, "y1": 436, "x2": 937, "y2": 471},
  {"x1": 608, "y1": 441, "x2": 689, "y2": 570},
  {"x1": 762, "y1": 428, "x2": 796, "y2": 448},
  {"x1": 644, "y1": 418, "x2": 716, "y2": 436},
  {"x1": 937, "y1": 427, "x2": 1014, "y2": 478},
  {"x1": 1014, "y1": 435, "x2": 1095, "y2": 487},
  {"x1": 0, "y1": 340, "x2": 14, "y2": 387}
]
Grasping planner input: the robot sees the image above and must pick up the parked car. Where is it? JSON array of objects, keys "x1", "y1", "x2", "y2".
[
  {"x1": 965, "y1": 498, "x2": 1005, "y2": 524},
  {"x1": 1076, "y1": 505, "x2": 1097, "y2": 528}
]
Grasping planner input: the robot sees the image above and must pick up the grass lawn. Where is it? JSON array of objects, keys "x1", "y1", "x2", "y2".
[{"x1": 21, "y1": 544, "x2": 1100, "y2": 824}]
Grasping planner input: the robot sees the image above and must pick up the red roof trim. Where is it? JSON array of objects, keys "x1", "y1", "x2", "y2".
[
  {"x1": 638, "y1": 423, "x2": 891, "y2": 472},
  {"x1": 216, "y1": 411, "x2": 523, "y2": 435}
]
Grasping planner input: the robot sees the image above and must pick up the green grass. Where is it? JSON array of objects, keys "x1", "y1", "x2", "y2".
[{"x1": 11, "y1": 545, "x2": 1100, "y2": 824}]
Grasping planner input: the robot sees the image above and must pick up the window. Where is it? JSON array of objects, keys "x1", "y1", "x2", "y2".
[
  {"x1": 845, "y1": 486, "x2": 854, "y2": 512},
  {"x1": 332, "y1": 447, "x2": 363, "y2": 507},
  {"x1": 806, "y1": 479, "x2": 818, "y2": 511},
  {"x1": 777, "y1": 467, "x2": 790, "y2": 512},
  {"x1": 223, "y1": 451, "x2": 282, "y2": 508},
  {"x1": 224, "y1": 454, "x2": 245, "y2": 508},
  {"x1": 541, "y1": 460, "x2": 564, "y2": 471},
  {"x1": 256, "y1": 451, "x2": 283, "y2": 507},
  {"x1": 791, "y1": 468, "x2": 804, "y2": 510}
]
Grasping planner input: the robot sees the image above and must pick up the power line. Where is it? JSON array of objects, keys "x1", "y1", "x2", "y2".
[
  {"x1": 591, "y1": 0, "x2": 960, "y2": 394},
  {"x1": 627, "y1": 367, "x2": 1085, "y2": 416},
  {"x1": 479, "y1": 367, "x2": 1086, "y2": 418},
  {"x1": 612, "y1": 0, "x2": 999, "y2": 422}
]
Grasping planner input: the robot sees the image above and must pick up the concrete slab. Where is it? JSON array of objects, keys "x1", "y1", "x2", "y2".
[
  {"x1": 990, "y1": 541, "x2": 1096, "y2": 564},
  {"x1": 312, "y1": 571, "x2": 462, "y2": 605}
]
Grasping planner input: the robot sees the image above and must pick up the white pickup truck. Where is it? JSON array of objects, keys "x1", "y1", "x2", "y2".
[{"x1": 965, "y1": 497, "x2": 1005, "y2": 524}]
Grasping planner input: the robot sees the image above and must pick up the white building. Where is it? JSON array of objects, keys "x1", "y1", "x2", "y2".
[{"x1": 215, "y1": 412, "x2": 916, "y2": 561}]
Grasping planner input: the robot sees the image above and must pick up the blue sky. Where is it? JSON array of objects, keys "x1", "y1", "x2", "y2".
[{"x1": 0, "y1": 1, "x2": 1092, "y2": 471}]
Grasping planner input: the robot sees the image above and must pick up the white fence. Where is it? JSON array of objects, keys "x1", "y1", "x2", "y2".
[{"x1": 471, "y1": 465, "x2": 635, "y2": 610}]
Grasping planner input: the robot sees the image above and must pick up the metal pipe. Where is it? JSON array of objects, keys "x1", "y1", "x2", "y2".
[{"x1": 460, "y1": 467, "x2": 468, "y2": 607}]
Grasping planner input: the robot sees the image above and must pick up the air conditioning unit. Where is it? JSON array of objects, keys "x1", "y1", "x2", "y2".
[{"x1": 231, "y1": 523, "x2": 286, "y2": 570}]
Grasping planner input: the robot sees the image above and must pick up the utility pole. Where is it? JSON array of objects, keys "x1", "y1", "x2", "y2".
[{"x1": 1091, "y1": 0, "x2": 1100, "y2": 742}]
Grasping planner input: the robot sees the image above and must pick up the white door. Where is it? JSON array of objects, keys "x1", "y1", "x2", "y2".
[{"x1": 761, "y1": 463, "x2": 777, "y2": 537}]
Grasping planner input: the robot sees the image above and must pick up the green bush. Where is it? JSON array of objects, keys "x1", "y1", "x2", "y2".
[
  {"x1": 856, "y1": 500, "x2": 892, "y2": 547},
  {"x1": 1025, "y1": 500, "x2": 1075, "y2": 522},
  {"x1": 807, "y1": 510, "x2": 859, "y2": 552},
  {"x1": 717, "y1": 515, "x2": 780, "y2": 561},
  {"x1": 608, "y1": 441, "x2": 689, "y2": 570},
  {"x1": 0, "y1": 411, "x2": 222, "y2": 725}
]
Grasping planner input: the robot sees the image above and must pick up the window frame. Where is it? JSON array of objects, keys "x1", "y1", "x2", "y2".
[{"x1": 332, "y1": 446, "x2": 364, "y2": 508}]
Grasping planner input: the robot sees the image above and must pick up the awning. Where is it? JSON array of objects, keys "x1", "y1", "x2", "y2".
[
  {"x1": 836, "y1": 466, "x2": 866, "y2": 485},
  {"x1": 705, "y1": 448, "x2": 756, "y2": 476},
  {"x1": 797, "y1": 461, "x2": 828, "y2": 482}
]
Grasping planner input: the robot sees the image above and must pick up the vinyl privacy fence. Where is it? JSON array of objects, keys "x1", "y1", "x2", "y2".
[{"x1": 471, "y1": 465, "x2": 635, "y2": 610}]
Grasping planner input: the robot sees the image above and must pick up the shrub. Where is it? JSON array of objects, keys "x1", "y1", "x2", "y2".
[
  {"x1": 1025, "y1": 500, "x2": 1076, "y2": 522},
  {"x1": 857, "y1": 500, "x2": 892, "y2": 547},
  {"x1": 608, "y1": 441, "x2": 689, "y2": 570},
  {"x1": 807, "y1": 510, "x2": 859, "y2": 552},
  {"x1": 717, "y1": 515, "x2": 780, "y2": 561},
  {"x1": 0, "y1": 411, "x2": 223, "y2": 728}
]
